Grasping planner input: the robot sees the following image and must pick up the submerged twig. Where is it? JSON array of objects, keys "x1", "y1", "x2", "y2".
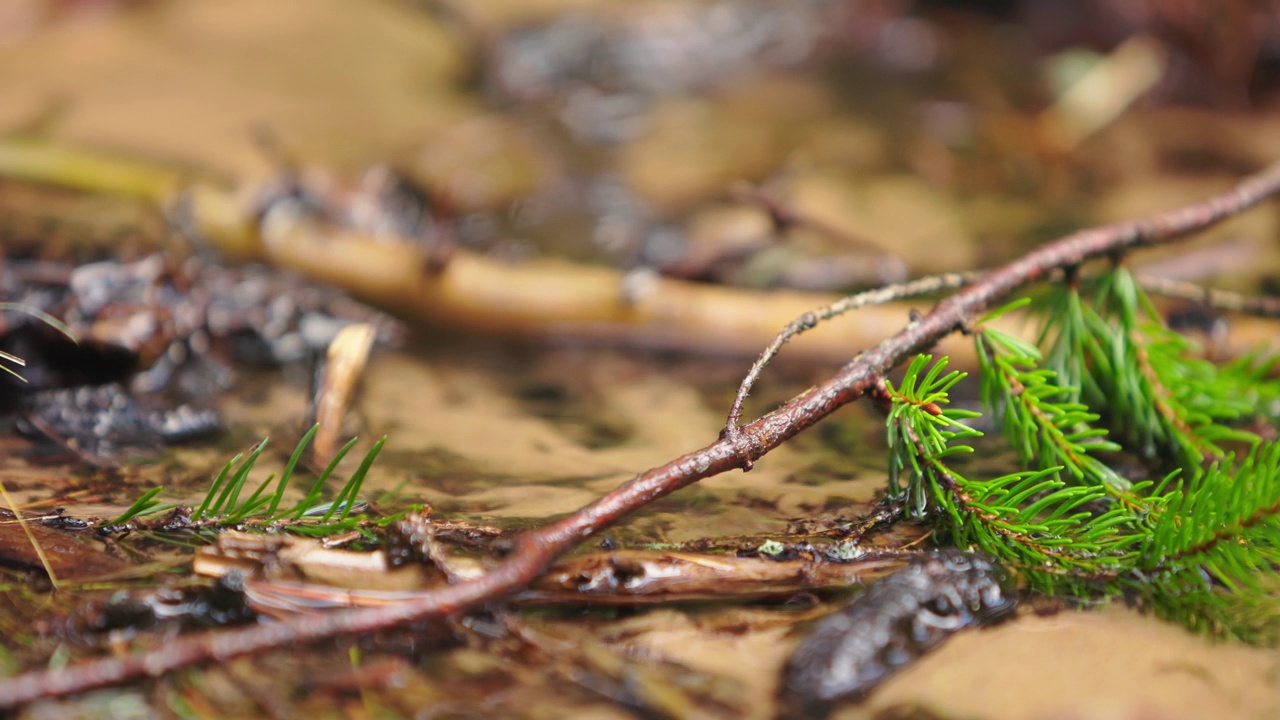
[
  {"x1": 0, "y1": 140, "x2": 967, "y2": 362},
  {"x1": 1, "y1": 162, "x2": 1279, "y2": 709}
]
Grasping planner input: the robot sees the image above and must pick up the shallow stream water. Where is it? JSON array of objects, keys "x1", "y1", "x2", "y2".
[{"x1": 3, "y1": 1, "x2": 1280, "y2": 718}]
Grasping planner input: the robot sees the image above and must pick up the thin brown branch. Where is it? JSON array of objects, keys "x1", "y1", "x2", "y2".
[
  {"x1": 722, "y1": 271, "x2": 978, "y2": 448},
  {"x1": 2, "y1": 162, "x2": 1280, "y2": 709},
  {"x1": 1137, "y1": 275, "x2": 1280, "y2": 318}
]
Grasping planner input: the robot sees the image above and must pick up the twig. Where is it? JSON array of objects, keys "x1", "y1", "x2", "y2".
[
  {"x1": 721, "y1": 271, "x2": 978, "y2": 458},
  {"x1": 1, "y1": 161, "x2": 1279, "y2": 709},
  {"x1": 1136, "y1": 275, "x2": 1280, "y2": 318}
]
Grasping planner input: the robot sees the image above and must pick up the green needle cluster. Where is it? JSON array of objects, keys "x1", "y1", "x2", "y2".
[
  {"x1": 107, "y1": 425, "x2": 393, "y2": 538},
  {"x1": 886, "y1": 268, "x2": 1280, "y2": 638}
]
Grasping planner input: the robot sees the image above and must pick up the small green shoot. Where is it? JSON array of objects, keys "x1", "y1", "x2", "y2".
[
  {"x1": 108, "y1": 427, "x2": 391, "y2": 538},
  {"x1": 106, "y1": 487, "x2": 169, "y2": 526},
  {"x1": 289, "y1": 435, "x2": 360, "y2": 520},
  {"x1": 200, "y1": 437, "x2": 270, "y2": 520},
  {"x1": 322, "y1": 436, "x2": 385, "y2": 521},
  {"x1": 267, "y1": 423, "x2": 319, "y2": 518}
]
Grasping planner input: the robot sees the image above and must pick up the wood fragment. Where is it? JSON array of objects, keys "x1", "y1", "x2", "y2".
[{"x1": 311, "y1": 322, "x2": 376, "y2": 463}]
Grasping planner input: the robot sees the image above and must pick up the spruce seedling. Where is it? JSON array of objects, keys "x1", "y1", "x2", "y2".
[{"x1": 108, "y1": 430, "x2": 392, "y2": 536}]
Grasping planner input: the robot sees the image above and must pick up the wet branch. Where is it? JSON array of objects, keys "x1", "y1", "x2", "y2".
[
  {"x1": 2, "y1": 161, "x2": 1280, "y2": 709},
  {"x1": 722, "y1": 271, "x2": 979, "y2": 446}
]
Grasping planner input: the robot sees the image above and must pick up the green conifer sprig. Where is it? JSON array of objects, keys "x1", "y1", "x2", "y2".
[
  {"x1": 884, "y1": 354, "x2": 1142, "y2": 592},
  {"x1": 885, "y1": 266, "x2": 1280, "y2": 639},
  {"x1": 1126, "y1": 444, "x2": 1280, "y2": 641},
  {"x1": 1142, "y1": 444, "x2": 1280, "y2": 591},
  {"x1": 884, "y1": 354, "x2": 979, "y2": 517},
  {"x1": 1041, "y1": 268, "x2": 1272, "y2": 467},
  {"x1": 1143, "y1": 327, "x2": 1280, "y2": 440},
  {"x1": 976, "y1": 323, "x2": 1129, "y2": 492},
  {"x1": 1043, "y1": 277, "x2": 1200, "y2": 463},
  {"x1": 106, "y1": 427, "x2": 395, "y2": 539}
]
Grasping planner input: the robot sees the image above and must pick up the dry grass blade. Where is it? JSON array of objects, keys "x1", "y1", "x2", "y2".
[{"x1": 0, "y1": 480, "x2": 59, "y2": 589}]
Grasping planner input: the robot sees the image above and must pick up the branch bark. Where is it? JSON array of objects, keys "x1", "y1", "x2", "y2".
[{"x1": 3, "y1": 161, "x2": 1280, "y2": 709}]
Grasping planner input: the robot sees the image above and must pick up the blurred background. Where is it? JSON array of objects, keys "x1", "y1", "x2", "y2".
[{"x1": 2, "y1": 0, "x2": 1279, "y2": 297}]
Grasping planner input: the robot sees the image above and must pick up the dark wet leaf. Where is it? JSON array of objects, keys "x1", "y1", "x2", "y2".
[
  {"x1": 778, "y1": 551, "x2": 1017, "y2": 719},
  {"x1": 0, "y1": 516, "x2": 128, "y2": 582}
]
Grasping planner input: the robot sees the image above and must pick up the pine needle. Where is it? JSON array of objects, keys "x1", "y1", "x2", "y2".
[{"x1": 0, "y1": 479, "x2": 58, "y2": 589}]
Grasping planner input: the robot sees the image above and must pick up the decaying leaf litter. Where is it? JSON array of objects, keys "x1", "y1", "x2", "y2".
[{"x1": 3, "y1": 1, "x2": 1280, "y2": 718}]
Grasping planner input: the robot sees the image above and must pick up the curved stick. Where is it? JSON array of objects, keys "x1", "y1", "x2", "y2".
[
  {"x1": 3, "y1": 161, "x2": 1280, "y2": 709},
  {"x1": 721, "y1": 272, "x2": 979, "y2": 456}
]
